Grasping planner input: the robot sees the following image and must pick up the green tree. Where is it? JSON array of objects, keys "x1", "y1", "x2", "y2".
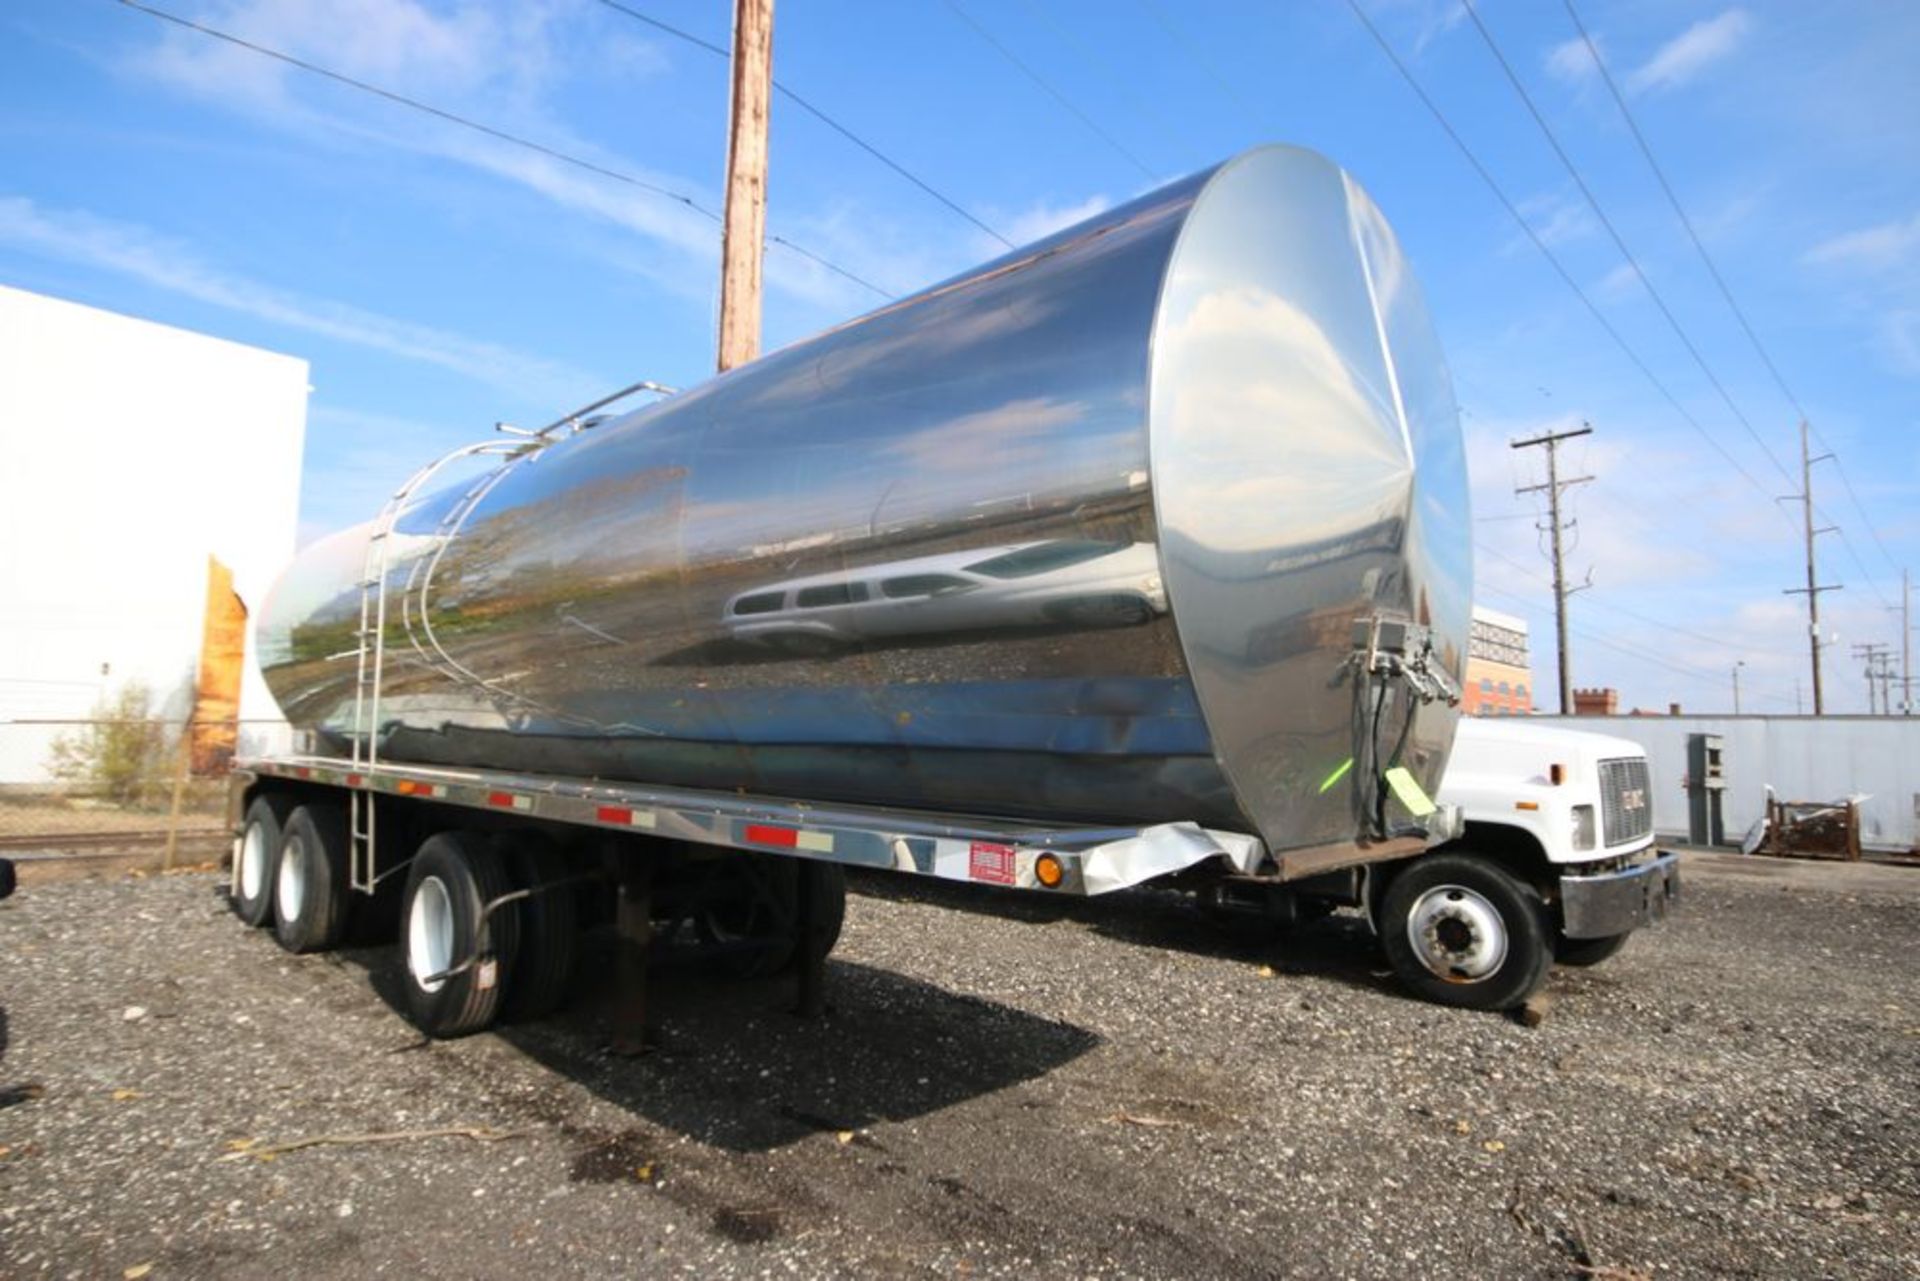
[{"x1": 46, "y1": 681, "x2": 172, "y2": 807}]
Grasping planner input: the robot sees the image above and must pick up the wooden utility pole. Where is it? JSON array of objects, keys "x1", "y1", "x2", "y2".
[
  {"x1": 717, "y1": 0, "x2": 774, "y2": 372},
  {"x1": 1782, "y1": 419, "x2": 1841, "y2": 715},
  {"x1": 1513, "y1": 422, "x2": 1594, "y2": 715}
]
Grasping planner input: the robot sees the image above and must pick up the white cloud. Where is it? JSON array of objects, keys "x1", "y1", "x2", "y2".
[
  {"x1": 994, "y1": 194, "x2": 1113, "y2": 249},
  {"x1": 1545, "y1": 34, "x2": 1599, "y2": 84},
  {"x1": 0, "y1": 196, "x2": 601, "y2": 404},
  {"x1": 1594, "y1": 262, "x2": 1639, "y2": 302},
  {"x1": 116, "y1": 0, "x2": 885, "y2": 314},
  {"x1": 1628, "y1": 9, "x2": 1751, "y2": 95},
  {"x1": 1509, "y1": 190, "x2": 1595, "y2": 254},
  {"x1": 1803, "y1": 212, "x2": 1920, "y2": 270}
]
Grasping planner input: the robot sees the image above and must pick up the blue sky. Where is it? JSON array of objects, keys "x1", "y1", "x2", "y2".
[{"x1": 3, "y1": 0, "x2": 1915, "y2": 715}]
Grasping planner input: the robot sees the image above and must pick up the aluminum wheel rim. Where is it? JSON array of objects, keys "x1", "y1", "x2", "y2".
[
  {"x1": 240, "y1": 822, "x2": 268, "y2": 901},
  {"x1": 1405, "y1": 883, "x2": 1508, "y2": 982},
  {"x1": 408, "y1": 876, "x2": 454, "y2": 994},
  {"x1": 276, "y1": 833, "x2": 308, "y2": 924}
]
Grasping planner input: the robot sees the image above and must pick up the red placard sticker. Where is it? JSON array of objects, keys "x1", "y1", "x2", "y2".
[{"x1": 969, "y1": 841, "x2": 1016, "y2": 885}]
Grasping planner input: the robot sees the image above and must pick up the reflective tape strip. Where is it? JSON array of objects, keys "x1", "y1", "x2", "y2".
[
  {"x1": 595, "y1": 805, "x2": 657, "y2": 829},
  {"x1": 395, "y1": 780, "x2": 445, "y2": 798},
  {"x1": 795, "y1": 831, "x2": 834, "y2": 854},
  {"x1": 346, "y1": 773, "x2": 364, "y2": 788},
  {"x1": 743, "y1": 824, "x2": 798, "y2": 848},
  {"x1": 487, "y1": 791, "x2": 532, "y2": 811}
]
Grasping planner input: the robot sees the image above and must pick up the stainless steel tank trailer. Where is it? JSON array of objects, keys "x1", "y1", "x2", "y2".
[{"x1": 223, "y1": 144, "x2": 1607, "y2": 1031}]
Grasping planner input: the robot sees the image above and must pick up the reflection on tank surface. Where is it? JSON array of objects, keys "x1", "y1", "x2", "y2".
[
  {"x1": 254, "y1": 145, "x2": 1473, "y2": 857},
  {"x1": 718, "y1": 539, "x2": 1166, "y2": 656}
]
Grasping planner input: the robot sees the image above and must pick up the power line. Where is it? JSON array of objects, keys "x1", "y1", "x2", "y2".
[
  {"x1": 1561, "y1": 0, "x2": 1902, "y2": 577},
  {"x1": 1017, "y1": 0, "x2": 1182, "y2": 171},
  {"x1": 1340, "y1": 0, "x2": 1781, "y2": 508},
  {"x1": 591, "y1": 0, "x2": 1013, "y2": 249},
  {"x1": 940, "y1": 0, "x2": 1158, "y2": 182},
  {"x1": 1474, "y1": 538, "x2": 1798, "y2": 665},
  {"x1": 1459, "y1": 0, "x2": 1794, "y2": 489},
  {"x1": 112, "y1": 0, "x2": 892, "y2": 300},
  {"x1": 1473, "y1": 559, "x2": 1800, "y2": 707}
]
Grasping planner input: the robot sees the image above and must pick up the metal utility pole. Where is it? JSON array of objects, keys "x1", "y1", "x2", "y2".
[
  {"x1": 717, "y1": 0, "x2": 774, "y2": 372},
  {"x1": 1782, "y1": 420, "x2": 1841, "y2": 714},
  {"x1": 1731, "y1": 660, "x2": 1744, "y2": 714},
  {"x1": 1513, "y1": 422, "x2": 1594, "y2": 715},
  {"x1": 1852, "y1": 642, "x2": 1891, "y2": 715},
  {"x1": 1897, "y1": 569, "x2": 1913, "y2": 716}
]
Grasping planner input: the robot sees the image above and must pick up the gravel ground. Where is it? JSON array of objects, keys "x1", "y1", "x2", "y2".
[{"x1": 0, "y1": 852, "x2": 1913, "y2": 1279}]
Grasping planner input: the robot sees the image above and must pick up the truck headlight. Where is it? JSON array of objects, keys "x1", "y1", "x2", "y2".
[{"x1": 1572, "y1": 804, "x2": 1597, "y2": 851}]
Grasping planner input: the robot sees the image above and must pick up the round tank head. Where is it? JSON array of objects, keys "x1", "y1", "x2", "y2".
[{"x1": 1148, "y1": 145, "x2": 1472, "y2": 858}]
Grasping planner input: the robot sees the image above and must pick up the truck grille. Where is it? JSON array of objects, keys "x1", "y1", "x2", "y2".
[{"x1": 1599, "y1": 757, "x2": 1652, "y2": 847}]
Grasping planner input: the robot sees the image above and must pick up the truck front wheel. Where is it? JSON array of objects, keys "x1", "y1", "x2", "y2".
[{"x1": 1380, "y1": 853, "x2": 1552, "y2": 1011}]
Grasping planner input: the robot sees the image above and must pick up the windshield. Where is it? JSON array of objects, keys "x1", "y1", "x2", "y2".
[{"x1": 963, "y1": 540, "x2": 1129, "y2": 579}]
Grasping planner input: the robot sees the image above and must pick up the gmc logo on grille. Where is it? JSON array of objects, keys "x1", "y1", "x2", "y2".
[{"x1": 1620, "y1": 788, "x2": 1646, "y2": 810}]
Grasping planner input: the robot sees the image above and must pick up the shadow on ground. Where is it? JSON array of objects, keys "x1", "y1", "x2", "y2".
[
  {"x1": 843, "y1": 867, "x2": 1402, "y2": 1000},
  {"x1": 341, "y1": 933, "x2": 1100, "y2": 1155}
]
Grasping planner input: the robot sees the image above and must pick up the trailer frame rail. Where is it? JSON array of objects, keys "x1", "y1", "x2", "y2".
[{"x1": 233, "y1": 755, "x2": 1266, "y2": 897}]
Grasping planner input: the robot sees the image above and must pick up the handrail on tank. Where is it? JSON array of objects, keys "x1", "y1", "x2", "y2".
[
  {"x1": 345, "y1": 376, "x2": 679, "y2": 891},
  {"x1": 500, "y1": 377, "x2": 679, "y2": 442}
]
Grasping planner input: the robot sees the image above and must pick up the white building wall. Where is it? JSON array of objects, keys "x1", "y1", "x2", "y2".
[
  {"x1": 1532, "y1": 715, "x2": 1920, "y2": 852},
  {"x1": 0, "y1": 285, "x2": 307, "y2": 782}
]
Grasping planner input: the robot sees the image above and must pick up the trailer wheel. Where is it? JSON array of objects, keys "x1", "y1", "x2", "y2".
[
  {"x1": 1379, "y1": 854, "x2": 1552, "y2": 1011},
  {"x1": 400, "y1": 833, "x2": 521, "y2": 1038},
  {"x1": 273, "y1": 804, "x2": 351, "y2": 954},
  {"x1": 501, "y1": 836, "x2": 578, "y2": 1022},
  {"x1": 232, "y1": 794, "x2": 292, "y2": 927},
  {"x1": 696, "y1": 858, "x2": 845, "y2": 978},
  {"x1": 1555, "y1": 931, "x2": 1630, "y2": 968}
]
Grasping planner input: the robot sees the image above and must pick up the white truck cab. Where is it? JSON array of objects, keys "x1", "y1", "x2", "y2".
[{"x1": 1369, "y1": 716, "x2": 1678, "y2": 1007}]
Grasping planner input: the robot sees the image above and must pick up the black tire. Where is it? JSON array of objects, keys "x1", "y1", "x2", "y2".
[
  {"x1": 232, "y1": 794, "x2": 292, "y2": 927},
  {"x1": 1379, "y1": 853, "x2": 1552, "y2": 1011},
  {"x1": 771, "y1": 632, "x2": 841, "y2": 658},
  {"x1": 792, "y1": 861, "x2": 847, "y2": 973},
  {"x1": 1555, "y1": 931, "x2": 1630, "y2": 968},
  {"x1": 273, "y1": 804, "x2": 351, "y2": 954},
  {"x1": 1053, "y1": 594, "x2": 1152, "y2": 628},
  {"x1": 500, "y1": 836, "x2": 579, "y2": 1022},
  {"x1": 695, "y1": 858, "x2": 846, "y2": 978},
  {"x1": 400, "y1": 833, "x2": 520, "y2": 1038}
]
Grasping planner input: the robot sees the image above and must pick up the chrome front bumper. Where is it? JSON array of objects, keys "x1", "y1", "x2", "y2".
[{"x1": 1560, "y1": 852, "x2": 1680, "y2": 939}]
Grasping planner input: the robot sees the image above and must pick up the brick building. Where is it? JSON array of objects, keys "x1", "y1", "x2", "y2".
[{"x1": 1463, "y1": 605, "x2": 1534, "y2": 716}]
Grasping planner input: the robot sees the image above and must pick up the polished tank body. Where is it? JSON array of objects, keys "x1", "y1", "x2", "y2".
[{"x1": 258, "y1": 145, "x2": 1472, "y2": 859}]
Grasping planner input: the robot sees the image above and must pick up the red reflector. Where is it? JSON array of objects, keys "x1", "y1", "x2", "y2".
[
  {"x1": 346, "y1": 773, "x2": 363, "y2": 787},
  {"x1": 294, "y1": 766, "x2": 311, "y2": 779},
  {"x1": 744, "y1": 824, "x2": 798, "y2": 848},
  {"x1": 597, "y1": 805, "x2": 631, "y2": 824},
  {"x1": 487, "y1": 791, "x2": 515, "y2": 808}
]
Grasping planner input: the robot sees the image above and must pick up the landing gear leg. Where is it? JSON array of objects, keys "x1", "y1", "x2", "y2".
[
  {"x1": 611, "y1": 862, "x2": 654, "y2": 1056},
  {"x1": 794, "y1": 860, "x2": 831, "y2": 1020}
]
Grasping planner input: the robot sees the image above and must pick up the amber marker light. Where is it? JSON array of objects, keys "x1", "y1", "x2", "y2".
[{"x1": 1034, "y1": 853, "x2": 1066, "y2": 888}]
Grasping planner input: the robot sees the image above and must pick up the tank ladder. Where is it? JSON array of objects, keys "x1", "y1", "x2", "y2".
[
  {"x1": 345, "y1": 379, "x2": 679, "y2": 892},
  {"x1": 347, "y1": 440, "x2": 528, "y2": 892}
]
